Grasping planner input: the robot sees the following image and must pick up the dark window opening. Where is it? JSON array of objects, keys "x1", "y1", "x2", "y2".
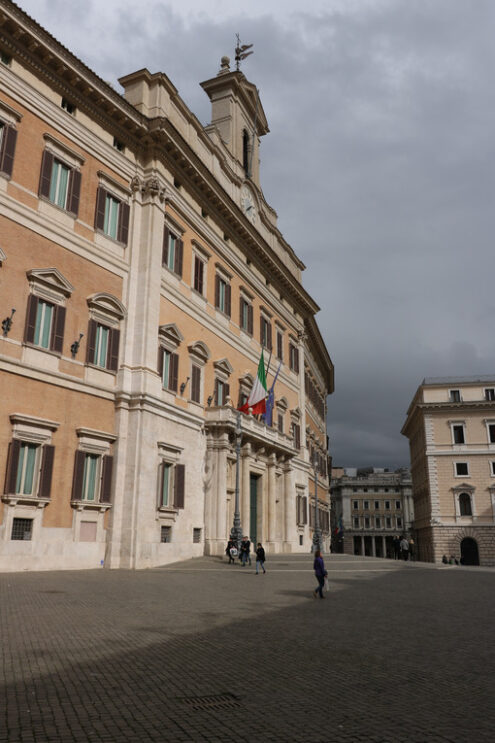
[
  {"x1": 459, "y1": 492, "x2": 472, "y2": 516},
  {"x1": 161, "y1": 525, "x2": 172, "y2": 543},
  {"x1": 61, "y1": 98, "x2": 76, "y2": 115},
  {"x1": 11, "y1": 518, "x2": 33, "y2": 541}
]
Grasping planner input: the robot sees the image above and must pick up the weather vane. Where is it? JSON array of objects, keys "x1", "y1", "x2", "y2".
[{"x1": 235, "y1": 34, "x2": 253, "y2": 71}]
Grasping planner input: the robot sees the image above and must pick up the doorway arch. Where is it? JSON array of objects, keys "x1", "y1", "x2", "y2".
[{"x1": 460, "y1": 537, "x2": 479, "y2": 566}]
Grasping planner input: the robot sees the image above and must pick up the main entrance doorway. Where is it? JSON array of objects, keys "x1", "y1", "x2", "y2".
[
  {"x1": 460, "y1": 537, "x2": 479, "y2": 565},
  {"x1": 249, "y1": 474, "x2": 259, "y2": 546}
]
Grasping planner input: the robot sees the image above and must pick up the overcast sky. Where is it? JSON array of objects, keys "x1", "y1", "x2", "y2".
[{"x1": 17, "y1": 0, "x2": 495, "y2": 468}]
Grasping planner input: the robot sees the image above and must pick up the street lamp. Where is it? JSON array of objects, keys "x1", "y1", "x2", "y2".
[
  {"x1": 312, "y1": 452, "x2": 322, "y2": 552},
  {"x1": 230, "y1": 410, "x2": 243, "y2": 550}
]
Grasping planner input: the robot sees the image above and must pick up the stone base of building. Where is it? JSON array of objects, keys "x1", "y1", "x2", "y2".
[{"x1": 415, "y1": 525, "x2": 495, "y2": 567}]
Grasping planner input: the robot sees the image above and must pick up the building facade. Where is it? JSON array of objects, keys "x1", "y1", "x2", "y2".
[
  {"x1": 0, "y1": 1, "x2": 333, "y2": 570},
  {"x1": 330, "y1": 468, "x2": 413, "y2": 557},
  {"x1": 402, "y1": 376, "x2": 495, "y2": 566}
]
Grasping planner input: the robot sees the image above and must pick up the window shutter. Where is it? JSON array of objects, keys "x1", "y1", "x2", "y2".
[
  {"x1": 239, "y1": 298, "x2": 244, "y2": 328},
  {"x1": 267, "y1": 322, "x2": 272, "y2": 350},
  {"x1": 303, "y1": 497, "x2": 308, "y2": 525},
  {"x1": 38, "y1": 150, "x2": 53, "y2": 199},
  {"x1": 296, "y1": 495, "x2": 301, "y2": 524},
  {"x1": 108, "y1": 328, "x2": 120, "y2": 371},
  {"x1": 175, "y1": 238, "x2": 183, "y2": 277},
  {"x1": 117, "y1": 201, "x2": 130, "y2": 245},
  {"x1": 24, "y1": 294, "x2": 39, "y2": 344},
  {"x1": 169, "y1": 353, "x2": 179, "y2": 392},
  {"x1": 173, "y1": 463, "x2": 185, "y2": 509},
  {"x1": 294, "y1": 424, "x2": 300, "y2": 450},
  {"x1": 260, "y1": 316, "x2": 264, "y2": 346},
  {"x1": 94, "y1": 186, "x2": 107, "y2": 231},
  {"x1": 86, "y1": 319, "x2": 97, "y2": 364},
  {"x1": 71, "y1": 450, "x2": 86, "y2": 501},
  {"x1": 215, "y1": 275, "x2": 220, "y2": 309},
  {"x1": 67, "y1": 169, "x2": 82, "y2": 217},
  {"x1": 248, "y1": 304, "x2": 253, "y2": 335},
  {"x1": 191, "y1": 364, "x2": 201, "y2": 403},
  {"x1": 0, "y1": 125, "x2": 17, "y2": 177},
  {"x1": 225, "y1": 283, "x2": 231, "y2": 317},
  {"x1": 100, "y1": 455, "x2": 113, "y2": 503},
  {"x1": 277, "y1": 332, "x2": 283, "y2": 359},
  {"x1": 51, "y1": 305, "x2": 66, "y2": 353},
  {"x1": 4, "y1": 439, "x2": 21, "y2": 494},
  {"x1": 162, "y1": 225, "x2": 169, "y2": 266},
  {"x1": 214, "y1": 378, "x2": 219, "y2": 406},
  {"x1": 39, "y1": 445, "x2": 55, "y2": 499},
  {"x1": 157, "y1": 345, "x2": 164, "y2": 379}
]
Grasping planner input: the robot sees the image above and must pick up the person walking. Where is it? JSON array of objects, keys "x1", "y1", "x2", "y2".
[
  {"x1": 240, "y1": 536, "x2": 251, "y2": 567},
  {"x1": 312, "y1": 549, "x2": 327, "y2": 599},
  {"x1": 400, "y1": 536, "x2": 409, "y2": 561},
  {"x1": 255, "y1": 543, "x2": 266, "y2": 574}
]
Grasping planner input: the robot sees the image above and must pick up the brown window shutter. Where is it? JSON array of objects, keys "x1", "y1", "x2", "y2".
[
  {"x1": 214, "y1": 378, "x2": 219, "y2": 406},
  {"x1": 215, "y1": 275, "x2": 220, "y2": 309},
  {"x1": 0, "y1": 125, "x2": 17, "y2": 177},
  {"x1": 277, "y1": 332, "x2": 283, "y2": 359},
  {"x1": 94, "y1": 186, "x2": 107, "y2": 231},
  {"x1": 173, "y1": 463, "x2": 185, "y2": 508},
  {"x1": 51, "y1": 305, "x2": 66, "y2": 353},
  {"x1": 175, "y1": 238, "x2": 183, "y2": 277},
  {"x1": 248, "y1": 304, "x2": 253, "y2": 335},
  {"x1": 197, "y1": 259, "x2": 203, "y2": 294},
  {"x1": 296, "y1": 494, "x2": 301, "y2": 523},
  {"x1": 71, "y1": 450, "x2": 86, "y2": 500},
  {"x1": 157, "y1": 345, "x2": 164, "y2": 379},
  {"x1": 108, "y1": 328, "x2": 120, "y2": 371},
  {"x1": 86, "y1": 319, "x2": 97, "y2": 363},
  {"x1": 191, "y1": 364, "x2": 201, "y2": 403},
  {"x1": 24, "y1": 294, "x2": 39, "y2": 344},
  {"x1": 260, "y1": 316, "x2": 264, "y2": 345},
  {"x1": 267, "y1": 322, "x2": 272, "y2": 350},
  {"x1": 162, "y1": 225, "x2": 169, "y2": 265},
  {"x1": 294, "y1": 424, "x2": 300, "y2": 450},
  {"x1": 4, "y1": 439, "x2": 21, "y2": 494},
  {"x1": 304, "y1": 497, "x2": 308, "y2": 525},
  {"x1": 67, "y1": 169, "x2": 82, "y2": 217},
  {"x1": 117, "y1": 202, "x2": 130, "y2": 245},
  {"x1": 194, "y1": 256, "x2": 200, "y2": 291},
  {"x1": 39, "y1": 445, "x2": 55, "y2": 499},
  {"x1": 239, "y1": 298, "x2": 244, "y2": 328},
  {"x1": 169, "y1": 352, "x2": 179, "y2": 392},
  {"x1": 225, "y1": 283, "x2": 231, "y2": 317},
  {"x1": 38, "y1": 150, "x2": 54, "y2": 199},
  {"x1": 100, "y1": 455, "x2": 113, "y2": 503}
]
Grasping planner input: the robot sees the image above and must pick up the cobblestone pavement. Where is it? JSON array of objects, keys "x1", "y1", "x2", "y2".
[{"x1": 1, "y1": 554, "x2": 494, "y2": 743}]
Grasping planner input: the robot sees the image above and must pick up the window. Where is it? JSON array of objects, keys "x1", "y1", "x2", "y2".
[
  {"x1": 289, "y1": 342, "x2": 299, "y2": 373},
  {"x1": 396, "y1": 517, "x2": 402, "y2": 528},
  {"x1": 449, "y1": 389, "x2": 461, "y2": 403},
  {"x1": 276, "y1": 330, "x2": 284, "y2": 361},
  {"x1": 162, "y1": 225, "x2": 183, "y2": 277},
  {"x1": 39, "y1": 150, "x2": 82, "y2": 216},
  {"x1": 159, "y1": 348, "x2": 179, "y2": 392},
  {"x1": 0, "y1": 118, "x2": 17, "y2": 178},
  {"x1": 385, "y1": 501, "x2": 390, "y2": 510},
  {"x1": 260, "y1": 316, "x2": 272, "y2": 350},
  {"x1": 277, "y1": 413, "x2": 284, "y2": 434},
  {"x1": 61, "y1": 98, "x2": 76, "y2": 114},
  {"x1": 296, "y1": 495, "x2": 308, "y2": 525},
  {"x1": 374, "y1": 501, "x2": 379, "y2": 510},
  {"x1": 485, "y1": 388, "x2": 495, "y2": 401},
  {"x1": 291, "y1": 423, "x2": 301, "y2": 450},
  {"x1": 384, "y1": 488, "x2": 389, "y2": 493},
  {"x1": 363, "y1": 488, "x2": 368, "y2": 492},
  {"x1": 452, "y1": 424, "x2": 465, "y2": 445},
  {"x1": 239, "y1": 297, "x2": 253, "y2": 334},
  {"x1": 491, "y1": 462, "x2": 495, "y2": 477},
  {"x1": 215, "y1": 274, "x2": 231, "y2": 316},
  {"x1": 193, "y1": 255, "x2": 205, "y2": 294},
  {"x1": 161, "y1": 525, "x2": 172, "y2": 543},
  {"x1": 214, "y1": 378, "x2": 229, "y2": 406},
  {"x1": 353, "y1": 517, "x2": 359, "y2": 528},
  {"x1": 193, "y1": 528, "x2": 202, "y2": 543},
  {"x1": 113, "y1": 138, "x2": 124, "y2": 152},
  {"x1": 364, "y1": 516, "x2": 370, "y2": 528},
  {"x1": 353, "y1": 500, "x2": 359, "y2": 510},
  {"x1": 487, "y1": 423, "x2": 495, "y2": 444},
  {"x1": 459, "y1": 492, "x2": 472, "y2": 516},
  {"x1": 24, "y1": 289, "x2": 67, "y2": 354},
  {"x1": 375, "y1": 516, "x2": 381, "y2": 528},
  {"x1": 363, "y1": 500, "x2": 369, "y2": 510},
  {"x1": 386, "y1": 516, "x2": 392, "y2": 528},
  {"x1": 4, "y1": 439, "x2": 54, "y2": 501},
  {"x1": 1, "y1": 51, "x2": 12, "y2": 66},
  {"x1": 95, "y1": 186, "x2": 130, "y2": 245},
  {"x1": 395, "y1": 500, "x2": 401, "y2": 510},
  {"x1": 86, "y1": 320, "x2": 120, "y2": 371},
  {"x1": 158, "y1": 461, "x2": 185, "y2": 510},
  {"x1": 455, "y1": 462, "x2": 469, "y2": 477},
  {"x1": 71, "y1": 451, "x2": 113, "y2": 504},
  {"x1": 191, "y1": 364, "x2": 201, "y2": 404},
  {"x1": 11, "y1": 518, "x2": 33, "y2": 541}
]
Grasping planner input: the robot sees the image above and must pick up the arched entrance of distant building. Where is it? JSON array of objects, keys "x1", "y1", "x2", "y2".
[{"x1": 460, "y1": 537, "x2": 479, "y2": 566}]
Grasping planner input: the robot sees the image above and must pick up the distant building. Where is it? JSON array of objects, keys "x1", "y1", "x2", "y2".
[
  {"x1": 402, "y1": 376, "x2": 495, "y2": 566},
  {"x1": 330, "y1": 467, "x2": 413, "y2": 557}
]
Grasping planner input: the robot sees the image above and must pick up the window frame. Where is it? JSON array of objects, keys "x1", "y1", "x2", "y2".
[
  {"x1": 94, "y1": 179, "x2": 130, "y2": 245},
  {"x1": 0, "y1": 101, "x2": 20, "y2": 179},
  {"x1": 454, "y1": 462, "x2": 469, "y2": 478},
  {"x1": 162, "y1": 223, "x2": 184, "y2": 278}
]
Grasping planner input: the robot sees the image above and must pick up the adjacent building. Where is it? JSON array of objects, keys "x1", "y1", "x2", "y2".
[
  {"x1": 0, "y1": 1, "x2": 333, "y2": 570},
  {"x1": 402, "y1": 376, "x2": 495, "y2": 566},
  {"x1": 330, "y1": 467, "x2": 413, "y2": 557}
]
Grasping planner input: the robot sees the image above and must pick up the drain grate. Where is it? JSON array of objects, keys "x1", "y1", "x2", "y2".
[{"x1": 177, "y1": 693, "x2": 241, "y2": 711}]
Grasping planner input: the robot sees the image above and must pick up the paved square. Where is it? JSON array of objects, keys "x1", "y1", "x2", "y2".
[{"x1": 1, "y1": 554, "x2": 494, "y2": 742}]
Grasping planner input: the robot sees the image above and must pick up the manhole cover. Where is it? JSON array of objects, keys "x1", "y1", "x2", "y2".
[{"x1": 177, "y1": 693, "x2": 241, "y2": 711}]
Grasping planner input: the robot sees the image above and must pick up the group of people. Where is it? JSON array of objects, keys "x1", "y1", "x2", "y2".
[
  {"x1": 393, "y1": 535, "x2": 415, "y2": 561},
  {"x1": 225, "y1": 537, "x2": 266, "y2": 574}
]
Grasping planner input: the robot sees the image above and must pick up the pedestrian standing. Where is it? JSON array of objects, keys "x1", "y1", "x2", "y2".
[
  {"x1": 400, "y1": 536, "x2": 409, "y2": 561},
  {"x1": 240, "y1": 536, "x2": 251, "y2": 567},
  {"x1": 408, "y1": 537, "x2": 415, "y2": 561},
  {"x1": 393, "y1": 536, "x2": 401, "y2": 560},
  {"x1": 312, "y1": 550, "x2": 327, "y2": 599},
  {"x1": 255, "y1": 543, "x2": 266, "y2": 574},
  {"x1": 226, "y1": 538, "x2": 237, "y2": 564}
]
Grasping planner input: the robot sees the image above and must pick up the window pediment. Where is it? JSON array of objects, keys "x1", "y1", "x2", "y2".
[
  {"x1": 188, "y1": 340, "x2": 210, "y2": 363},
  {"x1": 87, "y1": 293, "x2": 126, "y2": 323},
  {"x1": 277, "y1": 396, "x2": 288, "y2": 411},
  {"x1": 214, "y1": 358, "x2": 233, "y2": 376},
  {"x1": 451, "y1": 483, "x2": 475, "y2": 493},
  {"x1": 27, "y1": 268, "x2": 74, "y2": 300},
  {"x1": 159, "y1": 323, "x2": 184, "y2": 347},
  {"x1": 291, "y1": 407, "x2": 302, "y2": 421}
]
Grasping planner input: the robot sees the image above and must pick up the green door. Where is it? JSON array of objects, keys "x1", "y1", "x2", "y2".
[{"x1": 249, "y1": 474, "x2": 258, "y2": 546}]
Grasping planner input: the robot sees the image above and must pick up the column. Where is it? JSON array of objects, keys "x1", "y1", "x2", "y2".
[
  {"x1": 240, "y1": 443, "x2": 251, "y2": 537},
  {"x1": 283, "y1": 461, "x2": 295, "y2": 551},
  {"x1": 267, "y1": 453, "x2": 277, "y2": 548}
]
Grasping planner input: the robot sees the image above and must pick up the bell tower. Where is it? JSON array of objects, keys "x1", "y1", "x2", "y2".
[{"x1": 200, "y1": 56, "x2": 269, "y2": 188}]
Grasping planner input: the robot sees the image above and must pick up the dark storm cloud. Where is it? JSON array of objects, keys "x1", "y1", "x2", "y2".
[{"x1": 17, "y1": 0, "x2": 495, "y2": 468}]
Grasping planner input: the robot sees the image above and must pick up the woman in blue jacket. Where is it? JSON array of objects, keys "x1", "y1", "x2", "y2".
[{"x1": 313, "y1": 550, "x2": 327, "y2": 599}]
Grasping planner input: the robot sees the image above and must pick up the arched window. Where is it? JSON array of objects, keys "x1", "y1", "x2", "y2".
[{"x1": 459, "y1": 492, "x2": 472, "y2": 516}]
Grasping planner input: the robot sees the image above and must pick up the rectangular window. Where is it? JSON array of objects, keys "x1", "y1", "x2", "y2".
[
  {"x1": 104, "y1": 194, "x2": 119, "y2": 240},
  {"x1": 449, "y1": 389, "x2": 461, "y2": 403},
  {"x1": 15, "y1": 442, "x2": 38, "y2": 495},
  {"x1": 95, "y1": 186, "x2": 130, "y2": 245},
  {"x1": 38, "y1": 150, "x2": 81, "y2": 216},
  {"x1": 395, "y1": 500, "x2": 401, "y2": 510},
  {"x1": 194, "y1": 256, "x2": 204, "y2": 294},
  {"x1": 49, "y1": 159, "x2": 71, "y2": 209},
  {"x1": 276, "y1": 330, "x2": 284, "y2": 360},
  {"x1": 485, "y1": 388, "x2": 495, "y2": 401},
  {"x1": 375, "y1": 516, "x2": 381, "y2": 528},
  {"x1": 353, "y1": 517, "x2": 359, "y2": 528},
  {"x1": 364, "y1": 516, "x2": 370, "y2": 528},
  {"x1": 0, "y1": 118, "x2": 17, "y2": 178},
  {"x1": 5, "y1": 440, "x2": 55, "y2": 501},
  {"x1": 94, "y1": 324, "x2": 109, "y2": 368},
  {"x1": 490, "y1": 461, "x2": 495, "y2": 477},
  {"x1": 160, "y1": 349, "x2": 179, "y2": 393},
  {"x1": 1, "y1": 51, "x2": 12, "y2": 66},
  {"x1": 215, "y1": 275, "x2": 231, "y2": 316},
  {"x1": 215, "y1": 378, "x2": 229, "y2": 406},
  {"x1": 277, "y1": 413, "x2": 284, "y2": 434},
  {"x1": 160, "y1": 463, "x2": 172, "y2": 507},
  {"x1": 452, "y1": 425, "x2": 465, "y2": 444},
  {"x1": 71, "y1": 451, "x2": 113, "y2": 504},
  {"x1": 11, "y1": 518, "x2": 33, "y2": 541},
  {"x1": 86, "y1": 320, "x2": 119, "y2": 372},
  {"x1": 191, "y1": 364, "x2": 201, "y2": 404},
  {"x1": 289, "y1": 342, "x2": 299, "y2": 373},
  {"x1": 239, "y1": 298, "x2": 253, "y2": 334},
  {"x1": 25, "y1": 294, "x2": 66, "y2": 354},
  {"x1": 363, "y1": 500, "x2": 369, "y2": 510},
  {"x1": 488, "y1": 424, "x2": 495, "y2": 444},
  {"x1": 81, "y1": 454, "x2": 100, "y2": 501},
  {"x1": 385, "y1": 501, "x2": 390, "y2": 510},
  {"x1": 374, "y1": 501, "x2": 379, "y2": 510},
  {"x1": 113, "y1": 138, "x2": 124, "y2": 152},
  {"x1": 353, "y1": 500, "x2": 359, "y2": 510},
  {"x1": 386, "y1": 516, "x2": 392, "y2": 528},
  {"x1": 161, "y1": 525, "x2": 172, "y2": 543},
  {"x1": 260, "y1": 316, "x2": 272, "y2": 350},
  {"x1": 455, "y1": 462, "x2": 469, "y2": 477},
  {"x1": 292, "y1": 423, "x2": 301, "y2": 450},
  {"x1": 193, "y1": 528, "x2": 202, "y2": 543},
  {"x1": 396, "y1": 517, "x2": 402, "y2": 528},
  {"x1": 34, "y1": 299, "x2": 54, "y2": 349},
  {"x1": 61, "y1": 98, "x2": 76, "y2": 114}
]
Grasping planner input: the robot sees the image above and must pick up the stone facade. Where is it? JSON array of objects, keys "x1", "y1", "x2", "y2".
[
  {"x1": 402, "y1": 376, "x2": 495, "y2": 566},
  {"x1": 0, "y1": 1, "x2": 333, "y2": 570}
]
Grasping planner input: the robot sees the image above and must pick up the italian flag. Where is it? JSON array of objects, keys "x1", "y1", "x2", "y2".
[{"x1": 239, "y1": 350, "x2": 267, "y2": 415}]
